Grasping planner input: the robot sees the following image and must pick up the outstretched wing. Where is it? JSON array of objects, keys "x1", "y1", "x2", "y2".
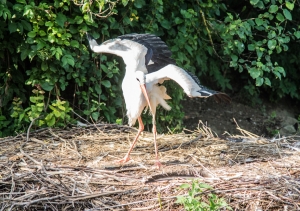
[
  {"x1": 118, "y1": 34, "x2": 176, "y2": 73},
  {"x1": 145, "y1": 64, "x2": 231, "y2": 103},
  {"x1": 185, "y1": 71, "x2": 231, "y2": 103}
]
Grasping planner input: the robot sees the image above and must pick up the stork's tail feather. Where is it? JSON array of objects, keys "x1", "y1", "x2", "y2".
[
  {"x1": 197, "y1": 86, "x2": 218, "y2": 97},
  {"x1": 197, "y1": 85, "x2": 231, "y2": 103},
  {"x1": 212, "y1": 92, "x2": 231, "y2": 103}
]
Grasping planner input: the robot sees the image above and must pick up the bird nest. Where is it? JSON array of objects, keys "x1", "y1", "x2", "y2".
[{"x1": 1, "y1": 121, "x2": 300, "y2": 210}]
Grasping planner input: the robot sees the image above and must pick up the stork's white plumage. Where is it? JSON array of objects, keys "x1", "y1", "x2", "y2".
[{"x1": 86, "y1": 33, "x2": 230, "y2": 168}]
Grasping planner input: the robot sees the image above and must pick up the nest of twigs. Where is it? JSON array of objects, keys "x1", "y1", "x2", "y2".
[{"x1": 1, "y1": 120, "x2": 300, "y2": 210}]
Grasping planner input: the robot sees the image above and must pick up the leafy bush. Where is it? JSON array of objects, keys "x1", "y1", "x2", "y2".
[
  {"x1": 0, "y1": 0, "x2": 123, "y2": 136},
  {"x1": 1, "y1": 0, "x2": 300, "y2": 137}
]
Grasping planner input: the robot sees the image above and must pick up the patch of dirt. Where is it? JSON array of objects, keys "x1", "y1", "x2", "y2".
[{"x1": 182, "y1": 97, "x2": 298, "y2": 137}]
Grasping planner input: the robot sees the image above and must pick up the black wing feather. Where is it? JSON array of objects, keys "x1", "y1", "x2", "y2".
[{"x1": 118, "y1": 33, "x2": 175, "y2": 72}]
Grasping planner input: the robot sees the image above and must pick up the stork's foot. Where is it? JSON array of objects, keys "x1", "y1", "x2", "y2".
[
  {"x1": 154, "y1": 160, "x2": 163, "y2": 169},
  {"x1": 116, "y1": 155, "x2": 131, "y2": 164}
]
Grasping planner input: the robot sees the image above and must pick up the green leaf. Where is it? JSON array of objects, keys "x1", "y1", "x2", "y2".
[
  {"x1": 274, "y1": 66, "x2": 286, "y2": 77},
  {"x1": 41, "y1": 62, "x2": 48, "y2": 71},
  {"x1": 45, "y1": 114, "x2": 55, "y2": 126},
  {"x1": 199, "y1": 183, "x2": 212, "y2": 189},
  {"x1": 273, "y1": 70, "x2": 281, "y2": 79},
  {"x1": 249, "y1": 67, "x2": 261, "y2": 79},
  {"x1": 91, "y1": 112, "x2": 99, "y2": 121},
  {"x1": 122, "y1": 0, "x2": 129, "y2": 6},
  {"x1": 27, "y1": 31, "x2": 36, "y2": 38},
  {"x1": 41, "y1": 82, "x2": 54, "y2": 91},
  {"x1": 21, "y1": 49, "x2": 30, "y2": 61},
  {"x1": 269, "y1": 5, "x2": 278, "y2": 13},
  {"x1": 8, "y1": 22, "x2": 17, "y2": 33},
  {"x1": 248, "y1": 44, "x2": 255, "y2": 51},
  {"x1": 62, "y1": 55, "x2": 75, "y2": 67},
  {"x1": 16, "y1": 0, "x2": 26, "y2": 4},
  {"x1": 276, "y1": 13, "x2": 284, "y2": 22},
  {"x1": 250, "y1": 0, "x2": 259, "y2": 5},
  {"x1": 267, "y1": 39, "x2": 277, "y2": 50},
  {"x1": 286, "y1": 2, "x2": 294, "y2": 10},
  {"x1": 174, "y1": 17, "x2": 184, "y2": 24},
  {"x1": 134, "y1": 0, "x2": 145, "y2": 8},
  {"x1": 283, "y1": 9, "x2": 292, "y2": 20},
  {"x1": 39, "y1": 30, "x2": 46, "y2": 36},
  {"x1": 70, "y1": 40, "x2": 79, "y2": 48},
  {"x1": 48, "y1": 34, "x2": 55, "y2": 43},
  {"x1": 255, "y1": 77, "x2": 264, "y2": 86},
  {"x1": 74, "y1": 16, "x2": 83, "y2": 24},
  {"x1": 95, "y1": 84, "x2": 101, "y2": 94},
  {"x1": 30, "y1": 96, "x2": 37, "y2": 103},
  {"x1": 53, "y1": 110, "x2": 61, "y2": 117},
  {"x1": 161, "y1": 20, "x2": 171, "y2": 29},
  {"x1": 56, "y1": 13, "x2": 67, "y2": 28},
  {"x1": 255, "y1": 18, "x2": 264, "y2": 26},
  {"x1": 264, "y1": 77, "x2": 271, "y2": 86},
  {"x1": 101, "y1": 80, "x2": 111, "y2": 88},
  {"x1": 45, "y1": 21, "x2": 53, "y2": 27},
  {"x1": 179, "y1": 183, "x2": 190, "y2": 189},
  {"x1": 23, "y1": 5, "x2": 34, "y2": 18},
  {"x1": 294, "y1": 31, "x2": 300, "y2": 39},
  {"x1": 21, "y1": 20, "x2": 32, "y2": 31},
  {"x1": 185, "y1": 45, "x2": 193, "y2": 56},
  {"x1": 256, "y1": 1, "x2": 265, "y2": 9},
  {"x1": 231, "y1": 54, "x2": 238, "y2": 62}
]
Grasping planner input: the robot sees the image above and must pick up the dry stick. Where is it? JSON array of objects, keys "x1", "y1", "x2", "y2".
[
  {"x1": 9, "y1": 163, "x2": 16, "y2": 201},
  {"x1": 48, "y1": 128, "x2": 82, "y2": 161},
  {"x1": 265, "y1": 191, "x2": 293, "y2": 205},
  {"x1": 71, "y1": 109, "x2": 91, "y2": 125},
  {"x1": 131, "y1": 200, "x2": 170, "y2": 211},
  {"x1": 0, "y1": 135, "x2": 22, "y2": 144},
  {"x1": 159, "y1": 134, "x2": 202, "y2": 152},
  {"x1": 26, "y1": 116, "x2": 43, "y2": 142},
  {"x1": 233, "y1": 118, "x2": 259, "y2": 138},
  {"x1": 190, "y1": 155, "x2": 218, "y2": 179},
  {"x1": 12, "y1": 188, "x2": 46, "y2": 201},
  {"x1": 65, "y1": 189, "x2": 132, "y2": 201},
  {"x1": 20, "y1": 116, "x2": 43, "y2": 166},
  {"x1": 96, "y1": 196, "x2": 178, "y2": 210},
  {"x1": 19, "y1": 147, "x2": 42, "y2": 166},
  {"x1": 199, "y1": 9, "x2": 226, "y2": 62},
  {"x1": 12, "y1": 195, "x2": 64, "y2": 207}
]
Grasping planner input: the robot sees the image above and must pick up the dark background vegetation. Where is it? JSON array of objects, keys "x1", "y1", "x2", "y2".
[{"x1": 1, "y1": 0, "x2": 300, "y2": 137}]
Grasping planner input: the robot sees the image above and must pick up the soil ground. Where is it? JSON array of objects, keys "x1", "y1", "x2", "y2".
[{"x1": 182, "y1": 96, "x2": 299, "y2": 137}]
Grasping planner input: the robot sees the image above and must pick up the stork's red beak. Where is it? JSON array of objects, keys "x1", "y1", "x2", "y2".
[{"x1": 140, "y1": 84, "x2": 153, "y2": 113}]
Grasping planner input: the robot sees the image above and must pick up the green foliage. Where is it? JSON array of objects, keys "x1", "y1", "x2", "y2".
[
  {"x1": 0, "y1": 0, "x2": 123, "y2": 136},
  {"x1": 176, "y1": 180, "x2": 231, "y2": 211},
  {"x1": 1, "y1": 0, "x2": 300, "y2": 137},
  {"x1": 11, "y1": 89, "x2": 73, "y2": 129}
]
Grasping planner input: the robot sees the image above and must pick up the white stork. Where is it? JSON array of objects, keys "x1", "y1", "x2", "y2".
[{"x1": 86, "y1": 33, "x2": 230, "y2": 168}]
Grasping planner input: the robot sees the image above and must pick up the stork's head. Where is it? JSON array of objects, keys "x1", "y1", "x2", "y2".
[{"x1": 135, "y1": 71, "x2": 146, "y2": 85}]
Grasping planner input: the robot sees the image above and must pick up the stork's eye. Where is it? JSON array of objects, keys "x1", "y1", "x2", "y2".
[{"x1": 136, "y1": 78, "x2": 140, "y2": 82}]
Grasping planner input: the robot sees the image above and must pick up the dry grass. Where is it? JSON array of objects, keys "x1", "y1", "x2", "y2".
[{"x1": 1, "y1": 121, "x2": 300, "y2": 210}]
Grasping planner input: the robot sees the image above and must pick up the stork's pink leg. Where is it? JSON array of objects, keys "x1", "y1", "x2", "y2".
[
  {"x1": 152, "y1": 122, "x2": 162, "y2": 169},
  {"x1": 139, "y1": 83, "x2": 162, "y2": 168},
  {"x1": 117, "y1": 117, "x2": 144, "y2": 164}
]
